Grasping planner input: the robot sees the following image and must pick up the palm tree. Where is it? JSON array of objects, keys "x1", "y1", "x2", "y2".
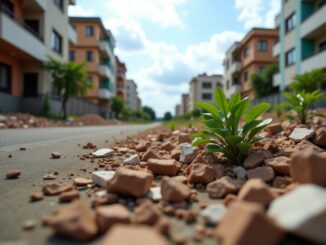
[{"x1": 43, "y1": 57, "x2": 92, "y2": 119}]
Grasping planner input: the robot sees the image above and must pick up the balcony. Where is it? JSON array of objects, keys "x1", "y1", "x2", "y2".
[
  {"x1": 68, "y1": 24, "x2": 76, "y2": 44},
  {"x1": 35, "y1": 0, "x2": 47, "y2": 10},
  {"x1": 99, "y1": 40, "x2": 113, "y2": 59},
  {"x1": 273, "y1": 73, "x2": 281, "y2": 87},
  {"x1": 225, "y1": 85, "x2": 240, "y2": 98},
  {"x1": 230, "y1": 61, "x2": 242, "y2": 73},
  {"x1": 98, "y1": 88, "x2": 112, "y2": 100},
  {"x1": 273, "y1": 42, "x2": 280, "y2": 57},
  {"x1": 99, "y1": 65, "x2": 113, "y2": 80},
  {"x1": 301, "y1": 48, "x2": 326, "y2": 73},
  {"x1": 301, "y1": 4, "x2": 326, "y2": 38},
  {"x1": 0, "y1": 10, "x2": 45, "y2": 61}
]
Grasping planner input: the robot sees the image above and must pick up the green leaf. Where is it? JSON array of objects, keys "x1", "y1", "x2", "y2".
[
  {"x1": 225, "y1": 135, "x2": 242, "y2": 145},
  {"x1": 246, "y1": 103, "x2": 271, "y2": 122},
  {"x1": 247, "y1": 118, "x2": 272, "y2": 140},
  {"x1": 214, "y1": 87, "x2": 229, "y2": 116},
  {"x1": 195, "y1": 102, "x2": 220, "y2": 119},
  {"x1": 237, "y1": 142, "x2": 251, "y2": 153},
  {"x1": 205, "y1": 144, "x2": 223, "y2": 152},
  {"x1": 228, "y1": 92, "x2": 241, "y2": 110},
  {"x1": 192, "y1": 138, "x2": 214, "y2": 146}
]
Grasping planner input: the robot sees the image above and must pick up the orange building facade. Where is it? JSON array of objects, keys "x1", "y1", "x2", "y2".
[
  {"x1": 115, "y1": 56, "x2": 127, "y2": 104},
  {"x1": 69, "y1": 17, "x2": 116, "y2": 117},
  {"x1": 223, "y1": 28, "x2": 278, "y2": 98}
]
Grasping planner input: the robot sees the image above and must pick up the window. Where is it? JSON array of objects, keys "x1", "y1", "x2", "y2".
[
  {"x1": 319, "y1": 41, "x2": 326, "y2": 51},
  {"x1": 0, "y1": 62, "x2": 11, "y2": 93},
  {"x1": 87, "y1": 76, "x2": 93, "y2": 83},
  {"x1": 53, "y1": 0, "x2": 64, "y2": 12},
  {"x1": 243, "y1": 47, "x2": 249, "y2": 58},
  {"x1": 286, "y1": 48, "x2": 296, "y2": 66},
  {"x1": 257, "y1": 66, "x2": 265, "y2": 74},
  {"x1": 202, "y1": 82, "x2": 212, "y2": 89},
  {"x1": 86, "y1": 51, "x2": 93, "y2": 61},
  {"x1": 86, "y1": 26, "x2": 94, "y2": 37},
  {"x1": 243, "y1": 72, "x2": 248, "y2": 82},
  {"x1": 216, "y1": 82, "x2": 222, "y2": 88},
  {"x1": 69, "y1": 51, "x2": 75, "y2": 61},
  {"x1": 226, "y1": 80, "x2": 230, "y2": 90},
  {"x1": 286, "y1": 13, "x2": 296, "y2": 32},
  {"x1": 51, "y1": 30, "x2": 62, "y2": 54},
  {"x1": 202, "y1": 93, "x2": 212, "y2": 100},
  {"x1": 258, "y1": 40, "x2": 267, "y2": 51}
]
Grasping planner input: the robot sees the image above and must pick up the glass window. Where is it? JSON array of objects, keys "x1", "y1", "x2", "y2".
[
  {"x1": 202, "y1": 82, "x2": 212, "y2": 89},
  {"x1": 257, "y1": 66, "x2": 265, "y2": 73},
  {"x1": 86, "y1": 51, "x2": 93, "y2": 61},
  {"x1": 86, "y1": 26, "x2": 94, "y2": 37},
  {"x1": 202, "y1": 93, "x2": 212, "y2": 100},
  {"x1": 258, "y1": 40, "x2": 267, "y2": 51},
  {"x1": 226, "y1": 80, "x2": 230, "y2": 90},
  {"x1": 286, "y1": 48, "x2": 296, "y2": 66},
  {"x1": 243, "y1": 72, "x2": 248, "y2": 82},
  {"x1": 51, "y1": 30, "x2": 62, "y2": 54},
  {"x1": 243, "y1": 47, "x2": 249, "y2": 58},
  {"x1": 87, "y1": 76, "x2": 93, "y2": 83},
  {"x1": 53, "y1": 0, "x2": 64, "y2": 11},
  {"x1": 0, "y1": 62, "x2": 11, "y2": 93},
  {"x1": 69, "y1": 51, "x2": 75, "y2": 61},
  {"x1": 286, "y1": 13, "x2": 296, "y2": 32}
]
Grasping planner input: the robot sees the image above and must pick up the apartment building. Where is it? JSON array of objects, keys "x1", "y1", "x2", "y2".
[
  {"x1": 175, "y1": 104, "x2": 182, "y2": 117},
  {"x1": 115, "y1": 56, "x2": 127, "y2": 104},
  {"x1": 0, "y1": 0, "x2": 76, "y2": 112},
  {"x1": 136, "y1": 96, "x2": 142, "y2": 111},
  {"x1": 126, "y1": 79, "x2": 138, "y2": 111},
  {"x1": 181, "y1": 93, "x2": 189, "y2": 115},
  {"x1": 222, "y1": 42, "x2": 241, "y2": 98},
  {"x1": 273, "y1": 0, "x2": 326, "y2": 90},
  {"x1": 69, "y1": 17, "x2": 115, "y2": 118},
  {"x1": 188, "y1": 74, "x2": 223, "y2": 111}
]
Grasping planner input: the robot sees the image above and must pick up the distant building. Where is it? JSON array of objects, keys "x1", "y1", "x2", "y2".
[
  {"x1": 136, "y1": 96, "x2": 142, "y2": 111},
  {"x1": 181, "y1": 93, "x2": 189, "y2": 115},
  {"x1": 69, "y1": 17, "x2": 116, "y2": 118},
  {"x1": 223, "y1": 28, "x2": 278, "y2": 98},
  {"x1": 0, "y1": 0, "x2": 76, "y2": 113},
  {"x1": 273, "y1": 0, "x2": 326, "y2": 90},
  {"x1": 188, "y1": 73, "x2": 223, "y2": 111},
  {"x1": 127, "y1": 79, "x2": 138, "y2": 111},
  {"x1": 115, "y1": 56, "x2": 128, "y2": 105},
  {"x1": 175, "y1": 104, "x2": 182, "y2": 116}
]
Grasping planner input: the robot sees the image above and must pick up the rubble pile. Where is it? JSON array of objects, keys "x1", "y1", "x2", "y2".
[
  {"x1": 0, "y1": 113, "x2": 119, "y2": 129},
  {"x1": 12, "y1": 122, "x2": 326, "y2": 244}
]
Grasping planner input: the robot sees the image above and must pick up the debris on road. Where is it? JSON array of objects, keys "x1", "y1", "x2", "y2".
[
  {"x1": 51, "y1": 152, "x2": 61, "y2": 159},
  {"x1": 6, "y1": 170, "x2": 21, "y2": 179}
]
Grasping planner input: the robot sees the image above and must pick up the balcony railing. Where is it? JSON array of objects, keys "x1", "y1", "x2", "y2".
[
  {"x1": 273, "y1": 42, "x2": 280, "y2": 56},
  {"x1": 0, "y1": 6, "x2": 43, "y2": 41},
  {"x1": 301, "y1": 47, "x2": 326, "y2": 73},
  {"x1": 301, "y1": 3, "x2": 326, "y2": 38}
]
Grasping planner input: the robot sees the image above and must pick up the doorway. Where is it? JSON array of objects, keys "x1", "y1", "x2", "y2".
[{"x1": 23, "y1": 73, "x2": 38, "y2": 97}]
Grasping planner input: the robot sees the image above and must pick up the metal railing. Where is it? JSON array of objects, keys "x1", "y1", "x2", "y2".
[{"x1": 0, "y1": 5, "x2": 44, "y2": 42}]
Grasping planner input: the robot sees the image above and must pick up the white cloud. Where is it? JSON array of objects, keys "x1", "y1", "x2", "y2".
[
  {"x1": 235, "y1": 0, "x2": 280, "y2": 29},
  {"x1": 106, "y1": 0, "x2": 186, "y2": 28},
  {"x1": 68, "y1": 5, "x2": 95, "y2": 17},
  {"x1": 129, "y1": 31, "x2": 244, "y2": 117}
]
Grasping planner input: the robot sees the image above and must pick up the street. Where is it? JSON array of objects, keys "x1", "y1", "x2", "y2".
[{"x1": 0, "y1": 124, "x2": 160, "y2": 245}]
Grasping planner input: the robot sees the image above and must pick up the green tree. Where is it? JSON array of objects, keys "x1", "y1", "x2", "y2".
[
  {"x1": 43, "y1": 57, "x2": 91, "y2": 119},
  {"x1": 41, "y1": 95, "x2": 51, "y2": 117},
  {"x1": 290, "y1": 69, "x2": 325, "y2": 92},
  {"x1": 111, "y1": 97, "x2": 124, "y2": 119},
  {"x1": 164, "y1": 112, "x2": 172, "y2": 121},
  {"x1": 143, "y1": 106, "x2": 156, "y2": 121},
  {"x1": 251, "y1": 63, "x2": 279, "y2": 98}
]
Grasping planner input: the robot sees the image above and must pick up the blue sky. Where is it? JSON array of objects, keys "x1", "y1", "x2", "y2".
[{"x1": 69, "y1": 0, "x2": 280, "y2": 117}]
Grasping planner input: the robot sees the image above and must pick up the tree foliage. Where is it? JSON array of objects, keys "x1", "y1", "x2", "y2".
[
  {"x1": 43, "y1": 57, "x2": 92, "y2": 119},
  {"x1": 290, "y1": 69, "x2": 325, "y2": 92},
  {"x1": 164, "y1": 112, "x2": 172, "y2": 121},
  {"x1": 251, "y1": 63, "x2": 279, "y2": 98},
  {"x1": 111, "y1": 97, "x2": 124, "y2": 119},
  {"x1": 143, "y1": 106, "x2": 156, "y2": 121}
]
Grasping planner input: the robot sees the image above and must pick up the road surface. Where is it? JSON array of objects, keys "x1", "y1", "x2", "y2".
[{"x1": 0, "y1": 123, "x2": 160, "y2": 245}]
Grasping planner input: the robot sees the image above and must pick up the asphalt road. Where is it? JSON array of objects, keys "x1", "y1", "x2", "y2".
[{"x1": 0, "y1": 123, "x2": 161, "y2": 245}]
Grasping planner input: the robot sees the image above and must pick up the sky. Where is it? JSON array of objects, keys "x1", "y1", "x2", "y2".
[{"x1": 69, "y1": 0, "x2": 280, "y2": 117}]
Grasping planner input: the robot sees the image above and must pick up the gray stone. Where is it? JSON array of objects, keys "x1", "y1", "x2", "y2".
[
  {"x1": 233, "y1": 166, "x2": 247, "y2": 180},
  {"x1": 0, "y1": 114, "x2": 6, "y2": 122},
  {"x1": 0, "y1": 122, "x2": 5, "y2": 129},
  {"x1": 92, "y1": 171, "x2": 116, "y2": 188},
  {"x1": 268, "y1": 184, "x2": 326, "y2": 244},
  {"x1": 92, "y1": 148, "x2": 114, "y2": 158},
  {"x1": 201, "y1": 203, "x2": 226, "y2": 225},
  {"x1": 289, "y1": 128, "x2": 314, "y2": 142},
  {"x1": 123, "y1": 154, "x2": 140, "y2": 165},
  {"x1": 179, "y1": 143, "x2": 197, "y2": 163},
  {"x1": 147, "y1": 187, "x2": 162, "y2": 201}
]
